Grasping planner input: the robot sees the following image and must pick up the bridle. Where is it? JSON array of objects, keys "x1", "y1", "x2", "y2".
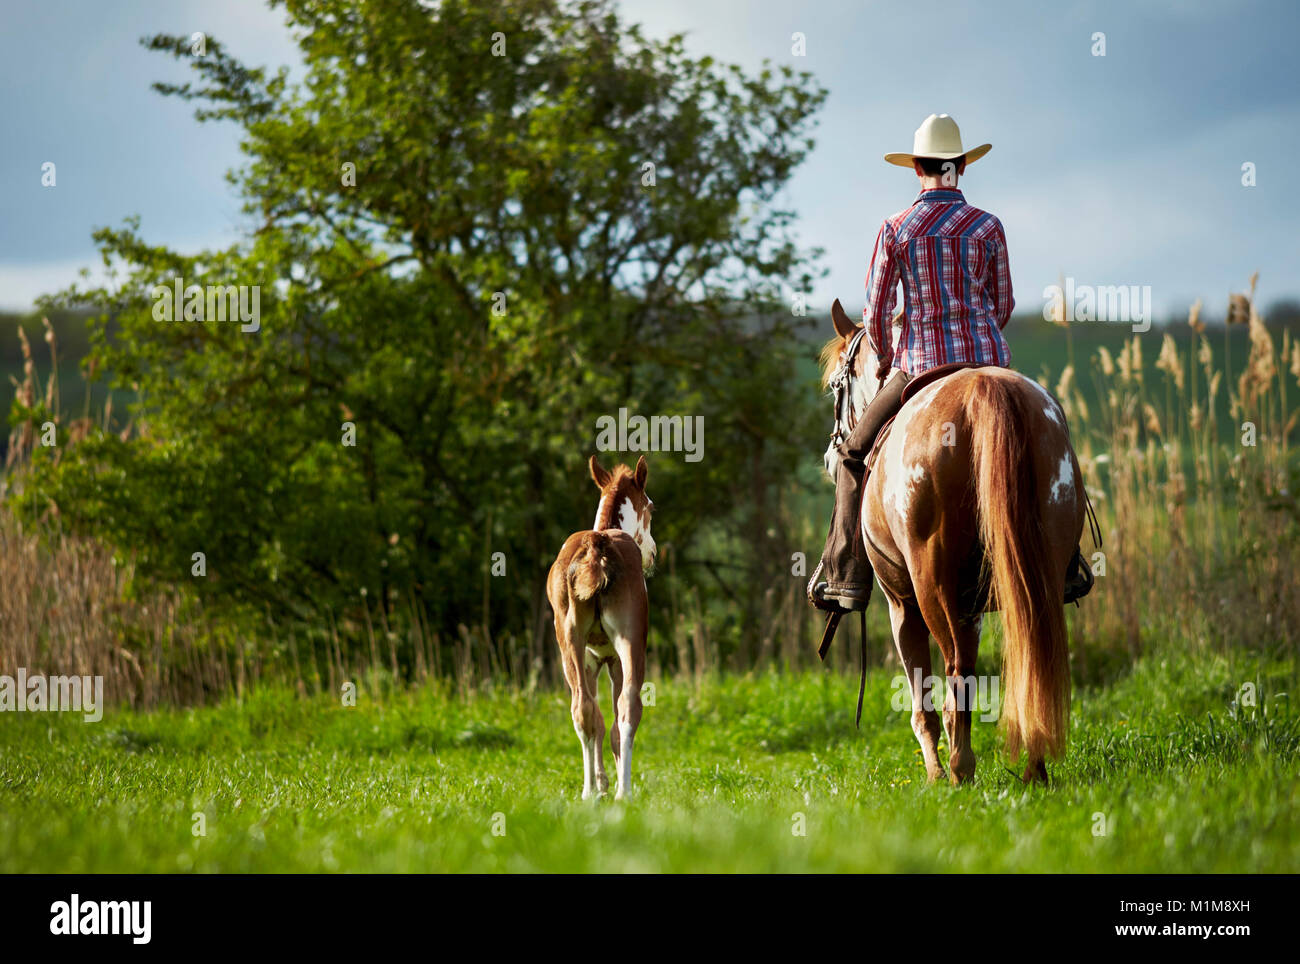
[{"x1": 826, "y1": 326, "x2": 870, "y2": 452}]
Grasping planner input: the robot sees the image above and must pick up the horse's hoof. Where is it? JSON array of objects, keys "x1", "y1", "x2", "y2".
[{"x1": 1021, "y1": 760, "x2": 1049, "y2": 785}]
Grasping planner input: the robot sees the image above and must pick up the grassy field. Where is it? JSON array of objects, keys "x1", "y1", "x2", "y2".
[{"x1": 2, "y1": 642, "x2": 1296, "y2": 873}]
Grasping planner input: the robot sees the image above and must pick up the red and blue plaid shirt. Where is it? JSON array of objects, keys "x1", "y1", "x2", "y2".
[{"x1": 864, "y1": 188, "x2": 1013, "y2": 375}]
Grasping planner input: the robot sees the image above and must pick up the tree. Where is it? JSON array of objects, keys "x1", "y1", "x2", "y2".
[{"x1": 19, "y1": 0, "x2": 828, "y2": 668}]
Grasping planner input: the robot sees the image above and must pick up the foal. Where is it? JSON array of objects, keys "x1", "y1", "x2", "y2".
[{"x1": 546, "y1": 455, "x2": 655, "y2": 799}]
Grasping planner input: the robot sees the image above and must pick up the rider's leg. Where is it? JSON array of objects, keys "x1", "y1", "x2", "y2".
[{"x1": 813, "y1": 369, "x2": 912, "y2": 609}]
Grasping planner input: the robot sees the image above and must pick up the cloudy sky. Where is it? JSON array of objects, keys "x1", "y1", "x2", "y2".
[{"x1": 2, "y1": 0, "x2": 1297, "y2": 318}]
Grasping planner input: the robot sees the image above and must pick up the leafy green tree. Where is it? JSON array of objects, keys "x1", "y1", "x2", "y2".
[{"x1": 19, "y1": 0, "x2": 827, "y2": 667}]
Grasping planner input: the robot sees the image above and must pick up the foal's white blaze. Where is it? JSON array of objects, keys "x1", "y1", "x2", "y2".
[
  {"x1": 618, "y1": 498, "x2": 656, "y2": 570},
  {"x1": 596, "y1": 494, "x2": 656, "y2": 570},
  {"x1": 1050, "y1": 453, "x2": 1074, "y2": 505}
]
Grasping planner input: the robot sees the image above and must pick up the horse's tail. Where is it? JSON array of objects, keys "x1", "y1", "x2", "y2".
[
  {"x1": 967, "y1": 376, "x2": 1070, "y2": 763},
  {"x1": 569, "y1": 531, "x2": 614, "y2": 601}
]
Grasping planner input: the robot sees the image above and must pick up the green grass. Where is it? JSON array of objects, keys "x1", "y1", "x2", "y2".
[{"x1": 1, "y1": 645, "x2": 1297, "y2": 873}]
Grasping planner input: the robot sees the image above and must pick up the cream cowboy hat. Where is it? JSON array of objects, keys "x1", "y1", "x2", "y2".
[{"x1": 883, "y1": 113, "x2": 991, "y2": 167}]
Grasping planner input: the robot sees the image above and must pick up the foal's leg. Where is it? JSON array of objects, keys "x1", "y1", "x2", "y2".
[
  {"x1": 886, "y1": 596, "x2": 944, "y2": 782},
  {"x1": 583, "y1": 651, "x2": 609, "y2": 796},
  {"x1": 610, "y1": 629, "x2": 645, "y2": 801},
  {"x1": 559, "y1": 610, "x2": 603, "y2": 800},
  {"x1": 607, "y1": 656, "x2": 624, "y2": 772}
]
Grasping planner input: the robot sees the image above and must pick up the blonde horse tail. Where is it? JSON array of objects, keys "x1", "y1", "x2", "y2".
[
  {"x1": 967, "y1": 376, "x2": 1070, "y2": 764},
  {"x1": 569, "y1": 532, "x2": 613, "y2": 601}
]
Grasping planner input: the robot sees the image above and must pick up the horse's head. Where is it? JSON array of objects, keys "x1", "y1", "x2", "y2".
[
  {"x1": 820, "y1": 298, "x2": 892, "y2": 480},
  {"x1": 589, "y1": 454, "x2": 656, "y2": 571}
]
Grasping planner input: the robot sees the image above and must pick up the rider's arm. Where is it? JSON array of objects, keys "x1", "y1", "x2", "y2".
[
  {"x1": 989, "y1": 218, "x2": 1014, "y2": 329},
  {"x1": 863, "y1": 220, "x2": 900, "y2": 364}
]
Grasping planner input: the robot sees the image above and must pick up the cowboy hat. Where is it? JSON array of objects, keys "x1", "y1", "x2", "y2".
[{"x1": 883, "y1": 113, "x2": 991, "y2": 168}]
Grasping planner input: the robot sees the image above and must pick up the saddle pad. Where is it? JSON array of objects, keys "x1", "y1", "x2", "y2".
[{"x1": 898, "y1": 361, "x2": 989, "y2": 406}]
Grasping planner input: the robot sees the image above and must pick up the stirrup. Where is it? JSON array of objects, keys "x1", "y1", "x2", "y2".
[
  {"x1": 807, "y1": 560, "x2": 871, "y2": 613},
  {"x1": 807, "y1": 561, "x2": 846, "y2": 614},
  {"x1": 1064, "y1": 549, "x2": 1094, "y2": 604}
]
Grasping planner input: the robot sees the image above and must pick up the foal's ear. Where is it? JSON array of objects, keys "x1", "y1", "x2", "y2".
[
  {"x1": 589, "y1": 454, "x2": 612, "y2": 489},
  {"x1": 634, "y1": 455, "x2": 648, "y2": 489},
  {"x1": 831, "y1": 298, "x2": 858, "y2": 339}
]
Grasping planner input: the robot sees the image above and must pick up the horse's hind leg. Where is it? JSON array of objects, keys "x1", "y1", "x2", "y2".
[
  {"x1": 886, "y1": 596, "x2": 944, "y2": 783},
  {"x1": 582, "y1": 651, "x2": 609, "y2": 796},
  {"x1": 607, "y1": 656, "x2": 624, "y2": 772},
  {"x1": 914, "y1": 586, "x2": 982, "y2": 785},
  {"x1": 944, "y1": 617, "x2": 982, "y2": 784},
  {"x1": 559, "y1": 609, "x2": 604, "y2": 799},
  {"x1": 610, "y1": 628, "x2": 645, "y2": 801}
]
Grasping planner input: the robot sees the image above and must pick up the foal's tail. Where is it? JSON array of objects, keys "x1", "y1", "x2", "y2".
[
  {"x1": 967, "y1": 377, "x2": 1070, "y2": 763},
  {"x1": 569, "y1": 531, "x2": 614, "y2": 601}
]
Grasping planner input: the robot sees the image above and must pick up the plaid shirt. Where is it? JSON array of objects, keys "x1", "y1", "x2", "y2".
[{"x1": 864, "y1": 188, "x2": 1013, "y2": 375}]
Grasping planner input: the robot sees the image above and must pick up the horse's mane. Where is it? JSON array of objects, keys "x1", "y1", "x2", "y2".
[
  {"x1": 819, "y1": 335, "x2": 847, "y2": 387},
  {"x1": 606, "y1": 464, "x2": 636, "y2": 487}
]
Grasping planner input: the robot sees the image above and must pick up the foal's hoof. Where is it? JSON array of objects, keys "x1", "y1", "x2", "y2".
[{"x1": 949, "y1": 751, "x2": 977, "y2": 785}]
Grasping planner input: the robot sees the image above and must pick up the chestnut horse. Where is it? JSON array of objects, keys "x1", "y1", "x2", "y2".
[
  {"x1": 822, "y1": 299, "x2": 1084, "y2": 784},
  {"x1": 546, "y1": 455, "x2": 655, "y2": 799}
]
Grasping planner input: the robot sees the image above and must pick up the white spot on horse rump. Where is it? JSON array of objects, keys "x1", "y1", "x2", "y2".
[
  {"x1": 1049, "y1": 453, "x2": 1074, "y2": 504},
  {"x1": 1023, "y1": 376, "x2": 1065, "y2": 425},
  {"x1": 884, "y1": 455, "x2": 928, "y2": 519},
  {"x1": 908, "y1": 381, "x2": 943, "y2": 414}
]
